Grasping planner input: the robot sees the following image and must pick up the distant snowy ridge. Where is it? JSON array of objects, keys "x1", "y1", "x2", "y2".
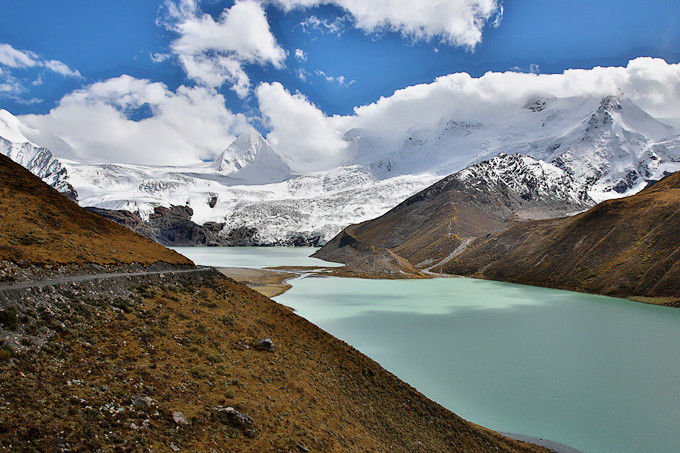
[
  {"x1": 1, "y1": 94, "x2": 680, "y2": 245},
  {"x1": 348, "y1": 94, "x2": 680, "y2": 202},
  {"x1": 0, "y1": 110, "x2": 77, "y2": 200}
]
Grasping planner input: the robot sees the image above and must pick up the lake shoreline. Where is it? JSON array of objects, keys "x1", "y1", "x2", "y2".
[{"x1": 218, "y1": 266, "x2": 296, "y2": 297}]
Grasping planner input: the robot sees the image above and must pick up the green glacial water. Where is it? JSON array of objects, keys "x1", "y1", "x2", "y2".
[{"x1": 179, "y1": 247, "x2": 680, "y2": 453}]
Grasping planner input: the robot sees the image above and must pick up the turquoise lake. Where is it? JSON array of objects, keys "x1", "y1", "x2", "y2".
[{"x1": 176, "y1": 246, "x2": 680, "y2": 453}]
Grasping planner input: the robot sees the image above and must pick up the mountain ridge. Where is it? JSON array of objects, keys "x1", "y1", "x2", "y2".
[
  {"x1": 315, "y1": 153, "x2": 594, "y2": 271},
  {"x1": 436, "y1": 171, "x2": 680, "y2": 301},
  {"x1": 2, "y1": 94, "x2": 679, "y2": 245}
]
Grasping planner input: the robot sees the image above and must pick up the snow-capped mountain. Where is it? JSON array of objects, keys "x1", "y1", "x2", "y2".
[
  {"x1": 347, "y1": 95, "x2": 680, "y2": 202},
  {"x1": 0, "y1": 110, "x2": 77, "y2": 200},
  {"x1": 454, "y1": 153, "x2": 593, "y2": 212},
  {"x1": 213, "y1": 127, "x2": 291, "y2": 184},
  {"x1": 1, "y1": 95, "x2": 679, "y2": 245},
  {"x1": 63, "y1": 159, "x2": 437, "y2": 243}
]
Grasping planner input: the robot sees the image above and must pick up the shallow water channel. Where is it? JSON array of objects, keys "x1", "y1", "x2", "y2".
[{"x1": 175, "y1": 246, "x2": 680, "y2": 453}]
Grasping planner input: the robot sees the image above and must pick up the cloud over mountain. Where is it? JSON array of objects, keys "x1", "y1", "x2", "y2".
[
  {"x1": 21, "y1": 75, "x2": 249, "y2": 165},
  {"x1": 256, "y1": 57, "x2": 680, "y2": 170}
]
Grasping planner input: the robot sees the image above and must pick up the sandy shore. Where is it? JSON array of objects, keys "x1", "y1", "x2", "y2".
[{"x1": 218, "y1": 267, "x2": 296, "y2": 297}]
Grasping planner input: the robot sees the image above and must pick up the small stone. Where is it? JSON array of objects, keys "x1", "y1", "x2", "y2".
[
  {"x1": 172, "y1": 411, "x2": 189, "y2": 426},
  {"x1": 212, "y1": 406, "x2": 253, "y2": 429},
  {"x1": 256, "y1": 338, "x2": 275, "y2": 352},
  {"x1": 296, "y1": 442, "x2": 309, "y2": 452},
  {"x1": 170, "y1": 444, "x2": 180, "y2": 452},
  {"x1": 131, "y1": 396, "x2": 152, "y2": 408}
]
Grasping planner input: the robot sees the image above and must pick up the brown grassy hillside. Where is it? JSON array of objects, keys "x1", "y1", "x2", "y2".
[
  {"x1": 441, "y1": 172, "x2": 680, "y2": 301},
  {"x1": 315, "y1": 154, "x2": 589, "y2": 269},
  {"x1": 0, "y1": 154, "x2": 190, "y2": 265},
  {"x1": 0, "y1": 269, "x2": 544, "y2": 452}
]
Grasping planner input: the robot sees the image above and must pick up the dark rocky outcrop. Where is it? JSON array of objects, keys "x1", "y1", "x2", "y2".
[
  {"x1": 88, "y1": 207, "x2": 324, "y2": 247},
  {"x1": 87, "y1": 206, "x2": 231, "y2": 247}
]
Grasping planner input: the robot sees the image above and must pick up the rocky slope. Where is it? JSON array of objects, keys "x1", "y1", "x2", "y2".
[
  {"x1": 0, "y1": 110, "x2": 77, "y2": 201},
  {"x1": 0, "y1": 142, "x2": 544, "y2": 451},
  {"x1": 438, "y1": 172, "x2": 680, "y2": 302},
  {"x1": 315, "y1": 153, "x2": 593, "y2": 270}
]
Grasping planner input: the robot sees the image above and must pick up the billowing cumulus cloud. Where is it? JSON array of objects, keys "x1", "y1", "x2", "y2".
[
  {"x1": 162, "y1": 0, "x2": 286, "y2": 97},
  {"x1": 258, "y1": 58, "x2": 680, "y2": 171},
  {"x1": 272, "y1": 0, "x2": 503, "y2": 48},
  {"x1": 22, "y1": 75, "x2": 249, "y2": 165},
  {"x1": 256, "y1": 82, "x2": 347, "y2": 172}
]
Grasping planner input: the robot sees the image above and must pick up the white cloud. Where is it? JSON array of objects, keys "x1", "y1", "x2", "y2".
[
  {"x1": 273, "y1": 0, "x2": 503, "y2": 48},
  {"x1": 294, "y1": 49, "x2": 307, "y2": 62},
  {"x1": 21, "y1": 75, "x2": 250, "y2": 165},
  {"x1": 256, "y1": 81, "x2": 347, "y2": 172},
  {"x1": 314, "y1": 69, "x2": 356, "y2": 87},
  {"x1": 338, "y1": 58, "x2": 680, "y2": 135},
  {"x1": 150, "y1": 52, "x2": 171, "y2": 63},
  {"x1": 299, "y1": 15, "x2": 347, "y2": 35},
  {"x1": 0, "y1": 43, "x2": 81, "y2": 78},
  {"x1": 256, "y1": 58, "x2": 680, "y2": 171},
  {"x1": 161, "y1": 0, "x2": 286, "y2": 97}
]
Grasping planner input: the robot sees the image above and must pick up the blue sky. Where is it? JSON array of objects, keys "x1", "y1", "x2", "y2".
[
  {"x1": 2, "y1": 0, "x2": 680, "y2": 168},
  {"x1": 2, "y1": 0, "x2": 679, "y2": 117}
]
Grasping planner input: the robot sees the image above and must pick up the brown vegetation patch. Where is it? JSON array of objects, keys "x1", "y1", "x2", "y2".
[
  {"x1": 0, "y1": 275, "x2": 544, "y2": 452},
  {"x1": 0, "y1": 154, "x2": 190, "y2": 266}
]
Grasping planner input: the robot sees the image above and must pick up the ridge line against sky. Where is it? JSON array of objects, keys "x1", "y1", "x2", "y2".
[{"x1": 1, "y1": 0, "x2": 680, "y2": 170}]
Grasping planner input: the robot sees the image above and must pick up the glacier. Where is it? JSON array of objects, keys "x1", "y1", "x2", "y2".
[{"x1": 1, "y1": 93, "x2": 679, "y2": 245}]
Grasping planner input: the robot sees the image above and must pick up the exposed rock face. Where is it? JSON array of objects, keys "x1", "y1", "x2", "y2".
[
  {"x1": 88, "y1": 207, "x2": 323, "y2": 247},
  {"x1": 87, "y1": 206, "x2": 231, "y2": 247}
]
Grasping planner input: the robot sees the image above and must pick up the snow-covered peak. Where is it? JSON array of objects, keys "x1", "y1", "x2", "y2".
[
  {"x1": 455, "y1": 153, "x2": 592, "y2": 206},
  {"x1": 213, "y1": 127, "x2": 291, "y2": 184},
  {"x1": 0, "y1": 109, "x2": 34, "y2": 145}
]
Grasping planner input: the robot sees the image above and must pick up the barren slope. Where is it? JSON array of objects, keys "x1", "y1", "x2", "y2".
[
  {"x1": 441, "y1": 172, "x2": 680, "y2": 301},
  {"x1": 0, "y1": 154, "x2": 191, "y2": 266}
]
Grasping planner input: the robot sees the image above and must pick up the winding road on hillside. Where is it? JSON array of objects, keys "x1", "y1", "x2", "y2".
[{"x1": 0, "y1": 266, "x2": 214, "y2": 292}]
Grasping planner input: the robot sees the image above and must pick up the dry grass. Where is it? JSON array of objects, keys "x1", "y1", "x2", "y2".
[
  {"x1": 0, "y1": 277, "x2": 545, "y2": 452},
  {"x1": 0, "y1": 154, "x2": 190, "y2": 266},
  {"x1": 443, "y1": 172, "x2": 680, "y2": 300}
]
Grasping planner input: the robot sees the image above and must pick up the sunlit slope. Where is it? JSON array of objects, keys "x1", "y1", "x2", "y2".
[
  {"x1": 0, "y1": 153, "x2": 191, "y2": 265},
  {"x1": 442, "y1": 172, "x2": 680, "y2": 300}
]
